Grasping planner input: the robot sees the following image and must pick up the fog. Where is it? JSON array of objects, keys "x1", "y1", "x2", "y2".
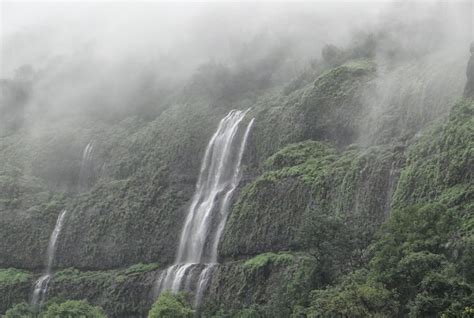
[{"x1": 1, "y1": 1, "x2": 472, "y2": 132}]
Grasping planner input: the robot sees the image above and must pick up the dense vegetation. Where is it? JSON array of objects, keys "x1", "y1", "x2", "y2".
[
  {"x1": 148, "y1": 292, "x2": 194, "y2": 318},
  {"x1": 4, "y1": 300, "x2": 106, "y2": 318},
  {"x1": 1, "y1": 28, "x2": 472, "y2": 317}
]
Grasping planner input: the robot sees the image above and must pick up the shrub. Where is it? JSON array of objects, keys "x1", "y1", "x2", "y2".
[
  {"x1": 3, "y1": 302, "x2": 36, "y2": 318},
  {"x1": 242, "y1": 252, "x2": 293, "y2": 270},
  {"x1": 148, "y1": 292, "x2": 194, "y2": 318},
  {"x1": 0, "y1": 268, "x2": 32, "y2": 285},
  {"x1": 43, "y1": 300, "x2": 106, "y2": 318}
]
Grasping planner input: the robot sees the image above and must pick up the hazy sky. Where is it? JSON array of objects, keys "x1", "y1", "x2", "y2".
[
  {"x1": 2, "y1": 1, "x2": 472, "y2": 79},
  {"x1": 1, "y1": 0, "x2": 472, "y2": 124},
  {"x1": 0, "y1": 1, "x2": 389, "y2": 78}
]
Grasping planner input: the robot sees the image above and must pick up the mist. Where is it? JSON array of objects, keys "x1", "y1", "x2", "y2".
[
  {"x1": 0, "y1": 1, "x2": 472, "y2": 138},
  {"x1": 1, "y1": 1, "x2": 469, "y2": 130}
]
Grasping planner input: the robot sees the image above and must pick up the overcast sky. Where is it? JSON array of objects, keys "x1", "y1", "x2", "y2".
[
  {"x1": 1, "y1": 1, "x2": 472, "y2": 80},
  {"x1": 0, "y1": 1, "x2": 389, "y2": 78}
]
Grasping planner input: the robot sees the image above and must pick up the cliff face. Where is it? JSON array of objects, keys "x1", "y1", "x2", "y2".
[
  {"x1": 0, "y1": 60, "x2": 376, "y2": 271},
  {"x1": 0, "y1": 103, "x2": 230, "y2": 270},
  {"x1": 220, "y1": 142, "x2": 403, "y2": 261},
  {"x1": 0, "y1": 45, "x2": 472, "y2": 316}
]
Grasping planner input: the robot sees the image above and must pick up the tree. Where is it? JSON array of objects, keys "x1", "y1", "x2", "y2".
[
  {"x1": 4, "y1": 302, "x2": 35, "y2": 318},
  {"x1": 305, "y1": 270, "x2": 398, "y2": 318},
  {"x1": 148, "y1": 292, "x2": 194, "y2": 318},
  {"x1": 298, "y1": 208, "x2": 357, "y2": 285},
  {"x1": 42, "y1": 300, "x2": 106, "y2": 318}
]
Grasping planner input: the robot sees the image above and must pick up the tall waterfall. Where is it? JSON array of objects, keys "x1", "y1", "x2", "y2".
[
  {"x1": 31, "y1": 209, "x2": 68, "y2": 306},
  {"x1": 155, "y1": 109, "x2": 254, "y2": 305}
]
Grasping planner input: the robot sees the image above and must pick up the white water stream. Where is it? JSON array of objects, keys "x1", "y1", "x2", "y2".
[
  {"x1": 78, "y1": 140, "x2": 94, "y2": 191},
  {"x1": 31, "y1": 209, "x2": 68, "y2": 306},
  {"x1": 155, "y1": 109, "x2": 254, "y2": 306},
  {"x1": 31, "y1": 140, "x2": 94, "y2": 305}
]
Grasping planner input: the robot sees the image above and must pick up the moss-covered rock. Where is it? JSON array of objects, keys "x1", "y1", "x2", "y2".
[
  {"x1": 1, "y1": 256, "x2": 312, "y2": 318},
  {"x1": 0, "y1": 168, "x2": 66, "y2": 269},
  {"x1": 393, "y1": 99, "x2": 473, "y2": 209},
  {"x1": 0, "y1": 262, "x2": 161, "y2": 316},
  {"x1": 247, "y1": 60, "x2": 376, "y2": 170},
  {"x1": 221, "y1": 141, "x2": 404, "y2": 262},
  {"x1": 202, "y1": 253, "x2": 315, "y2": 318}
]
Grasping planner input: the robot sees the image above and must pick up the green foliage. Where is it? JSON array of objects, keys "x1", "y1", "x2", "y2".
[
  {"x1": 43, "y1": 300, "x2": 106, "y2": 318},
  {"x1": 243, "y1": 252, "x2": 293, "y2": 270},
  {"x1": 200, "y1": 254, "x2": 316, "y2": 318},
  {"x1": 264, "y1": 140, "x2": 337, "y2": 172},
  {"x1": 298, "y1": 210, "x2": 356, "y2": 284},
  {"x1": 0, "y1": 162, "x2": 67, "y2": 269},
  {"x1": 123, "y1": 263, "x2": 161, "y2": 275},
  {"x1": 0, "y1": 268, "x2": 33, "y2": 314},
  {"x1": 148, "y1": 292, "x2": 194, "y2": 318},
  {"x1": 304, "y1": 270, "x2": 398, "y2": 318},
  {"x1": 208, "y1": 306, "x2": 263, "y2": 318},
  {"x1": 371, "y1": 203, "x2": 457, "y2": 279},
  {"x1": 0, "y1": 42, "x2": 472, "y2": 318},
  {"x1": 54, "y1": 262, "x2": 160, "y2": 284},
  {"x1": 368, "y1": 202, "x2": 473, "y2": 315},
  {"x1": 232, "y1": 307, "x2": 262, "y2": 318},
  {"x1": 3, "y1": 302, "x2": 35, "y2": 318},
  {"x1": 0, "y1": 268, "x2": 31, "y2": 285},
  {"x1": 250, "y1": 57, "x2": 375, "y2": 170},
  {"x1": 299, "y1": 100, "x2": 473, "y2": 317},
  {"x1": 53, "y1": 268, "x2": 116, "y2": 285},
  {"x1": 408, "y1": 266, "x2": 472, "y2": 317},
  {"x1": 19, "y1": 263, "x2": 160, "y2": 317},
  {"x1": 307, "y1": 200, "x2": 472, "y2": 317},
  {"x1": 4, "y1": 300, "x2": 106, "y2": 318},
  {"x1": 393, "y1": 99, "x2": 473, "y2": 208},
  {"x1": 222, "y1": 140, "x2": 401, "y2": 282}
]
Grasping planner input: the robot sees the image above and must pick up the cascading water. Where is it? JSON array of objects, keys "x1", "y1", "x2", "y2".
[
  {"x1": 31, "y1": 140, "x2": 95, "y2": 305},
  {"x1": 155, "y1": 109, "x2": 254, "y2": 306},
  {"x1": 78, "y1": 140, "x2": 94, "y2": 191},
  {"x1": 31, "y1": 209, "x2": 68, "y2": 306}
]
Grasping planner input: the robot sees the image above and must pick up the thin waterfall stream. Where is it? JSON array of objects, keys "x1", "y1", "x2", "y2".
[
  {"x1": 155, "y1": 109, "x2": 254, "y2": 306},
  {"x1": 31, "y1": 209, "x2": 68, "y2": 306},
  {"x1": 78, "y1": 140, "x2": 94, "y2": 191},
  {"x1": 31, "y1": 140, "x2": 94, "y2": 306}
]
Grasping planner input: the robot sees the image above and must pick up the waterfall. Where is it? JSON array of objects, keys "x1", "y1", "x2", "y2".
[
  {"x1": 31, "y1": 140, "x2": 94, "y2": 305},
  {"x1": 154, "y1": 109, "x2": 254, "y2": 305},
  {"x1": 31, "y1": 209, "x2": 68, "y2": 306},
  {"x1": 78, "y1": 140, "x2": 94, "y2": 191},
  {"x1": 193, "y1": 263, "x2": 217, "y2": 307}
]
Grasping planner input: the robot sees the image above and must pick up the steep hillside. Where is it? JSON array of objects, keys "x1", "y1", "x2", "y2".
[{"x1": 1, "y1": 43, "x2": 472, "y2": 317}]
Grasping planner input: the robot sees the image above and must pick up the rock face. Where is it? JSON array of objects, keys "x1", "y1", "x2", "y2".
[
  {"x1": 0, "y1": 103, "x2": 231, "y2": 270},
  {"x1": 1, "y1": 256, "x2": 315, "y2": 318},
  {"x1": 220, "y1": 141, "x2": 404, "y2": 261}
]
